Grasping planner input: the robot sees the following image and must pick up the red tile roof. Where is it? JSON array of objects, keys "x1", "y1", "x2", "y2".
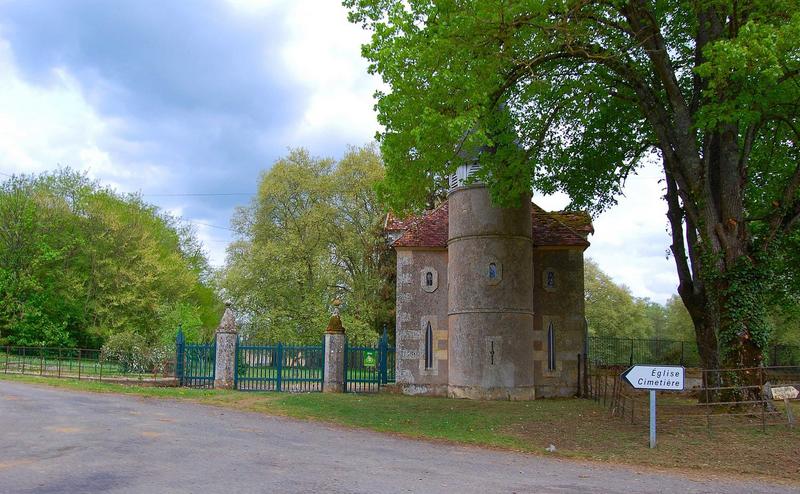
[
  {"x1": 384, "y1": 211, "x2": 415, "y2": 231},
  {"x1": 392, "y1": 202, "x2": 450, "y2": 248},
  {"x1": 549, "y1": 211, "x2": 594, "y2": 237},
  {"x1": 391, "y1": 201, "x2": 591, "y2": 249}
]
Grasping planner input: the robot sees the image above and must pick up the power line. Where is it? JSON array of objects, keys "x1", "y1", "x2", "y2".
[
  {"x1": 189, "y1": 221, "x2": 237, "y2": 232},
  {"x1": 141, "y1": 192, "x2": 256, "y2": 197}
]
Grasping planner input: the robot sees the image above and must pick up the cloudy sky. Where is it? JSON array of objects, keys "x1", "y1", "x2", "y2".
[{"x1": 0, "y1": 0, "x2": 679, "y2": 303}]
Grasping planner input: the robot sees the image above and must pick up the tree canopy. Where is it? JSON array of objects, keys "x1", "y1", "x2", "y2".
[
  {"x1": 585, "y1": 258, "x2": 661, "y2": 339},
  {"x1": 345, "y1": 0, "x2": 800, "y2": 371},
  {"x1": 221, "y1": 145, "x2": 393, "y2": 344},
  {"x1": 0, "y1": 170, "x2": 220, "y2": 348}
]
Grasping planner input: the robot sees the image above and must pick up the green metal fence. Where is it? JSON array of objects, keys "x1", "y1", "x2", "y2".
[
  {"x1": 235, "y1": 340, "x2": 324, "y2": 392},
  {"x1": 587, "y1": 336, "x2": 701, "y2": 367},
  {"x1": 587, "y1": 336, "x2": 800, "y2": 368},
  {"x1": 1, "y1": 346, "x2": 175, "y2": 381},
  {"x1": 344, "y1": 328, "x2": 396, "y2": 393},
  {"x1": 176, "y1": 334, "x2": 215, "y2": 388}
]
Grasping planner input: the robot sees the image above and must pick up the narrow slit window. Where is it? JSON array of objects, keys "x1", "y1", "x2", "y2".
[
  {"x1": 488, "y1": 263, "x2": 497, "y2": 279},
  {"x1": 547, "y1": 321, "x2": 556, "y2": 371},
  {"x1": 425, "y1": 271, "x2": 433, "y2": 286},
  {"x1": 424, "y1": 322, "x2": 434, "y2": 369}
]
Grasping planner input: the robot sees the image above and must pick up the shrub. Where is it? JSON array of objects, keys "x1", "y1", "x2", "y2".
[{"x1": 101, "y1": 331, "x2": 172, "y2": 374}]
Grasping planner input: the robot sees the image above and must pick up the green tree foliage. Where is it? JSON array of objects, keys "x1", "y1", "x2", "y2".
[
  {"x1": 585, "y1": 258, "x2": 658, "y2": 339},
  {"x1": 664, "y1": 295, "x2": 696, "y2": 341},
  {"x1": 0, "y1": 170, "x2": 220, "y2": 348},
  {"x1": 345, "y1": 0, "x2": 800, "y2": 370},
  {"x1": 221, "y1": 145, "x2": 393, "y2": 344}
]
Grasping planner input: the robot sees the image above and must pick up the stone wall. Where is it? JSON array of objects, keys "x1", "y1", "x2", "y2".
[
  {"x1": 395, "y1": 248, "x2": 449, "y2": 395},
  {"x1": 532, "y1": 247, "x2": 586, "y2": 397},
  {"x1": 447, "y1": 185, "x2": 535, "y2": 400}
]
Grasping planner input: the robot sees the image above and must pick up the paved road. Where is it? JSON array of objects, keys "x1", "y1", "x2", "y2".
[{"x1": 0, "y1": 381, "x2": 794, "y2": 494}]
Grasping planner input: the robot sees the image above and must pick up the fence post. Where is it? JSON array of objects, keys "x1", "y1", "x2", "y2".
[
  {"x1": 322, "y1": 301, "x2": 346, "y2": 393},
  {"x1": 214, "y1": 303, "x2": 238, "y2": 389},
  {"x1": 583, "y1": 353, "x2": 589, "y2": 398},
  {"x1": 233, "y1": 335, "x2": 239, "y2": 390},
  {"x1": 21, "y1": 347, "x2": 25, "y2": 375},
  {"x1": 379, "y1": 324, "x2": 388, "y2": 385},
  {"x1": 276, "y1": 343, "x2": 283, "y2": 392},
  {"x1": 77, "y1": 349, "x2": 82, "y2": 380},
  {"x1": 629, "y1": 339, "x2": 634, "y2": 366},
  {"x1": 175, "y1": 327, "x2": 185, "y2": 385}
]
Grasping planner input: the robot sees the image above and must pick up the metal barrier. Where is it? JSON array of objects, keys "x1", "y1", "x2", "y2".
[
  {"x1": 344, "y1": 329, "x2": 396, "y2": 393},
  {"x1": 235, "y1": 341, "x2": 324, "y2": 392},
  {"x1": 588, "y1": 336, "x2": 800, "y2": 368},
  {"x1": 2, "y1": 345, "x2": 175, "y2": 382},
  {"x1": 176, "y1": 330, "x2": 215, "y2": 388}
]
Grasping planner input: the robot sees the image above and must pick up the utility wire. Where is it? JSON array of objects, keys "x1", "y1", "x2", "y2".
[
  {"x1": 141, "y1": 192, "x2": 256, "y2": 197},
  {"x1": 189, "y1": 221, "x2": 237, "y2": 232}
]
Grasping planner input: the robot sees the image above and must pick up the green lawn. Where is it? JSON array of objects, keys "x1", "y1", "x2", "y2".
[{"x1": 2, "y1": 373, "x2": 797, "y2": 484}]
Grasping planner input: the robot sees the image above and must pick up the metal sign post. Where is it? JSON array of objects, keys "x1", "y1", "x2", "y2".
[
  {"x1": 771, "y1": 386, "x2": 799, "y2": 427},
  {"x1": 622, "y1": 365, "x2": 685, "y2": 449},
  {"x1": 649, "y1": 389, "x2": 656, "y2": 448}
]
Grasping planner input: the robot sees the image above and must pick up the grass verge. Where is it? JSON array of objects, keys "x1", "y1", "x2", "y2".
[{"x1": 2, "y1": 374, "x2": 798, "y2": 482}]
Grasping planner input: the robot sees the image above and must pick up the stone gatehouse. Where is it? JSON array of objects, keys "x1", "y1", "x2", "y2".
[{"x1": 386, "y1": 165, "x2": 592, "y2": 400}]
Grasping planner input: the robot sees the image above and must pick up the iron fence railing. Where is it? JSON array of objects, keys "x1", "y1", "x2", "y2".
[
  {"x1": 344, "y1": 327, "x2": 396, "y2": 393},
  {"x1": 587, "y1": 336, "x2": 800, "y2": 368},
  {"x1": 0, "y1": 345, "x2": 176, "y2": 382},
  {"x1": 234, "y1": 341, "x2": 325, "y2": 392}
]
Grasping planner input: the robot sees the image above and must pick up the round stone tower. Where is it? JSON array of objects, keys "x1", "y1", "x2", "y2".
[{"x1": 447, "y1": 165, "x2": 535, "y2": 400}]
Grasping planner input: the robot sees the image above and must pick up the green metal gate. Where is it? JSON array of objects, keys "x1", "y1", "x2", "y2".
[
  {"x1": 176, "y1": 329, "x2": 215, "y2": 388},
  {"x1": 344, "y1": 328, "x2": 395, "y2": 393},
  {"x1": 235, "y1": 340, "x2": 324, "y2": 392}
]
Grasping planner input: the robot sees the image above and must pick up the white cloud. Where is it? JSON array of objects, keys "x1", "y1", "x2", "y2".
[
  {"x1": 0, "y1": 36, "x2": 173, "y2": 195},
  {"x1": 0, "y1": 41, "x2": 102, "y2": 175},
  {"x1": 279, "y1": 1, "x2": 381, "y2": 146},
  {"x1": 0, "y1": 1, "x2": 683, "y2": 303},
  {"x1": 535, "y1": 160, "x2": 678, "y2": 303}
]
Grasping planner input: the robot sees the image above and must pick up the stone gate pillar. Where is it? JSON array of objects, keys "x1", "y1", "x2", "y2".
[
  {"x1": 214, "y1": 302, "x2": 238, "y2": 389},
  {"x1": 323, "y1": 300, "x2": 345, "y2": 393}
]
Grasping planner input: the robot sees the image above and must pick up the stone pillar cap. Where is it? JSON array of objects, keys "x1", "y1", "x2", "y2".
[
  {"x1": 216, "y1": 302, "x2": 238, "y2": 334},
  {"x1": 325, "y1": 299, "x2": 345, "y2": 334},
  {"x1": 325, "y1": 314, "x2": 345, "y2": 334}
]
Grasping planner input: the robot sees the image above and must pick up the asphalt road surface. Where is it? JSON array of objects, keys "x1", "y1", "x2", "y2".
[{"x1": 0, "y1": 380, "x2": 794, "y2": 494}]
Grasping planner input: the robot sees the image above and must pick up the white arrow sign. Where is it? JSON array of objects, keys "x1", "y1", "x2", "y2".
[
  {"x1": 621, "y1": 365, "x2": 685, "y2": 391},
  {"x1": 771, "y1": 386, "x2": 799, "y2": 401}
]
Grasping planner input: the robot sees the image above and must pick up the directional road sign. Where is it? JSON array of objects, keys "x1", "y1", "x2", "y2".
[
  {"x1": 771, "y1": 386, "x2": 799, "y2": 401},
  {"x1": 621, "y1": 365, "x2": 685, "y2": 391},
  {"x1": 620, "y1": 364, "x2": 686, "y2": 449}
]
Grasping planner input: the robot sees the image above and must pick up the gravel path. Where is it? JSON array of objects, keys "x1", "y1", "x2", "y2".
[{"x1": 0, "y1": 380, "x2": 794, "y2": 494}]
